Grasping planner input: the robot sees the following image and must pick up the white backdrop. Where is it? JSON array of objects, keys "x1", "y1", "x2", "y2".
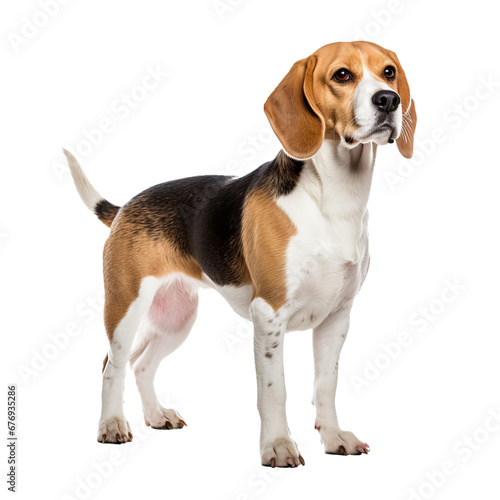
[{"x1": 2, "y1": 1, "x2": 499, "y2": 499}]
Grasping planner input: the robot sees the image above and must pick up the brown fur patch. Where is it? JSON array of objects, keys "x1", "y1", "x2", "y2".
[
  {"x1": 103, "y1": 209, "x2": 202, "y2": 340},
  {"x1": 242, "y1": 189, "x2": 296, "y2": 311},
  {"x1": 102, "y1": 353, "x2": 108, "y2": 373}
]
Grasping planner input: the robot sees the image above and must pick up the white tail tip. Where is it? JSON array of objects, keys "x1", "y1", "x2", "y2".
[{"x1": 63, "y1": 149, "x2": 103, "y2": 212}]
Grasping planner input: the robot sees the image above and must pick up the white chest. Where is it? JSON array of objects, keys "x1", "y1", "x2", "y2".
[
  {"x1": 208, "y1": 142, "x2": 375, "y2": 331},
  {"x1": 277, "y1": 143, "x2": 375, "y2": 331},
  {"x1": 278, "y1": 190, "x2": 370, "y2": 330}
]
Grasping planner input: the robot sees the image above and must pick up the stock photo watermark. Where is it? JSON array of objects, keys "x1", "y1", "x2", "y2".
[
  {"x1": 350, "y1": 277, "x2": 466, "y2": 393},
  {"x1": 405, "y1": 405, "x2": 500, "y2": 500},
  {"x1": 176, "y1": 125, "x2": 276, "y2": 223},
  {"x1": 6, "y1": 385, "x2": 17, "y2": 493},
  {"x1": 59, "y1": 421, "x2": 154, "y2": 500},
  {"x1": 354, "y1": 0, "x2": 418, "y2": 41},
  {"x1": 215, "y1": 126, "x2": 276, "y2": 177},
  {"x1": 223, "y1": 316, "x2": 253, "y2": 353},
  {"x1": 52, "y1": 65, "x2": 169, "y2": 182},
  {"x1": 17, "y1": 289, "x2": 105, "y2": 384},
  {"x1": 7, "y1": 0, "x2": 72, "y2": 53},
  {"x1": 385, "y1": 74, "x2": 499, "y2": 191},
  {"x1": 213, "y1": 0, "x2": 245, "y2": 21},
  {"x1": 232, "y1": 466, "x2": 286, "y2": 500}
]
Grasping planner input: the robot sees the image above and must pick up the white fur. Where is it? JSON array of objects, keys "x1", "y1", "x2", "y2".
[
  {"x1": 63, "y1": 149, "x2": 104, "y2": 212},
  {"x1": 132, "y1": 312, "x2": 194, "y2": 429},
  {"x1": 278, "y1": 140, "x2": 374, "y2": 319},
  {"x1": 98, "y1": 276, "x2": 159, "y2": 442},
  {"x1": 349, "y1": 62, "x2": 403, "y2": 146},
  {"x1": 251, "y1": 297, "x2": 302, "y2": 467}
]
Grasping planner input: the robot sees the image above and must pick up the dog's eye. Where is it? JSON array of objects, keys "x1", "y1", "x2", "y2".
[
  {"x1": 333, "y1": 69, "x2": 352, "y2": 82},
  {"x1": 384, "y1": 66, "x2": 396, "y2": 80}
]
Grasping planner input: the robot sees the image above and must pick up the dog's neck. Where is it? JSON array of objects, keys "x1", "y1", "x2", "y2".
[{"x1": 303, "y1": 139, "x2": 377, "y2": 222}]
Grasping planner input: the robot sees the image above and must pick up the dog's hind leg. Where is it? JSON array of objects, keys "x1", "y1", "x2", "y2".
[
  {"x1": 130, "y1": 277, "x2": 199, "y2": 429},
  {"x1": 98, "y1": 276, "x2": 160, "y2": 444}
]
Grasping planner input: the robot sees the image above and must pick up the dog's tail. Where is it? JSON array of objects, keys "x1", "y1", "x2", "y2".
[{"x1": 63, "y1": 149, "x2": 120, "y2": 228}]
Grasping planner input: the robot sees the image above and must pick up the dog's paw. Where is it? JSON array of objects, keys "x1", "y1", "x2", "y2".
[
  {"x1": 316, "y1": 425, "x2": 369, "y2": 455},
  {"x1": 97, "y1": 416, "x2": 133, "y2": 444},
  {"x1": 144, "y1": 407, "x2": 187, "y2": 430},
  {"x1": 261, "y1": 436, "x2": 305, "y2": 468}
]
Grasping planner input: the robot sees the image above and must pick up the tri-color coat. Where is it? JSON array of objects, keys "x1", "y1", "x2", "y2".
[{"x1": 66, "y1": 40, "x2": 416, "y2": 467}]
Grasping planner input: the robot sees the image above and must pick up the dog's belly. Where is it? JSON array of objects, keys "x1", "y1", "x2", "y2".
[{"x1": 202, "y1": 275, "x2": 254, "y2": 321}]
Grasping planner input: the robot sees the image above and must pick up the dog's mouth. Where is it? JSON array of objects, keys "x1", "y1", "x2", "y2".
[
  {"x1": 344, "y1": 123, "x2": 396, "y2": 146},
  {"x1": 362, "y1": 123, "x2": 397, "y2": 144},
  {"x1": 375, "y1": 123, "x2": 397, "y2": 143}
]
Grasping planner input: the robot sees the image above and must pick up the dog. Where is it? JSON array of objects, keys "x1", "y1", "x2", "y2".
[{"x1": 65, "y1": 40, "x2": 416, "y2": 467}]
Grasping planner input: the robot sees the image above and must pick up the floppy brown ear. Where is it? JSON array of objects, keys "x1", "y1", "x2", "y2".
[
  {"x1": 264, "y1": 55, "x2": 325, "y2": 159},
  {"x1": 390, "y1": 51, "x2": 417, "y2": 158}
]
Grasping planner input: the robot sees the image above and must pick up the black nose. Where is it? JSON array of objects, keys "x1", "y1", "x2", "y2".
[{"x1": 372, "y1": 90, "x2": 400, "y2": 113}]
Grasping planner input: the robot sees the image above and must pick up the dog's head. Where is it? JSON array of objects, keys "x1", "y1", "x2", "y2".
[{"x1": 264, "y1": 41, "x2": 417, "y2": 159}]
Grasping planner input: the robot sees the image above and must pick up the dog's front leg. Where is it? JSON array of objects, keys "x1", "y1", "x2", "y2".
[
  {"x1": 313, "y1": 307, "x2": 370, "y2": 455},
  {"x1": 251, "y1": 298, "x2": 304, "y2": 467}
]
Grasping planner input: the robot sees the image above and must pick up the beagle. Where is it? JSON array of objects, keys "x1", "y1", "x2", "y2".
[{"x1": 65, "y1": 41, "x2": 416, "y2": 467}]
